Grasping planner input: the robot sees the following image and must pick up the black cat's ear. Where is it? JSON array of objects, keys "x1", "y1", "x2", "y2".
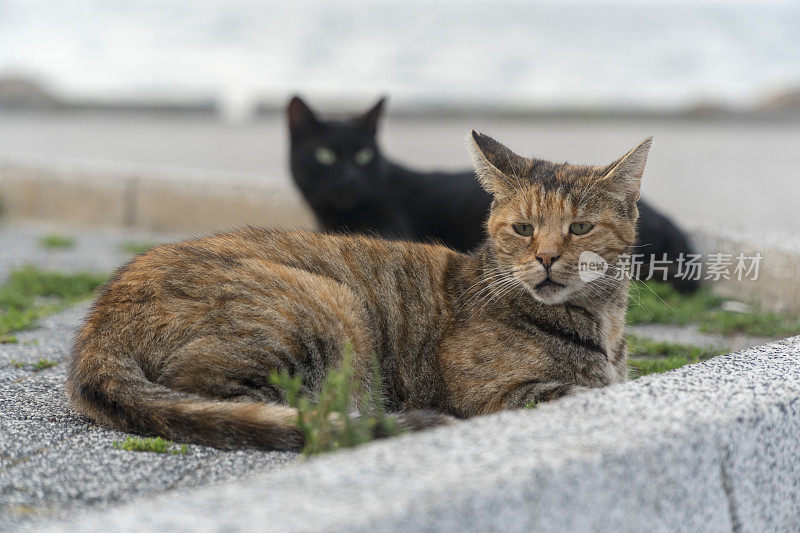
[
  {"x1": 287, "y1": 96, "x2": 322, "y2": 138},
  {"x1": 468, "y1": 131, "x2": 528, "y2": 197},
  {"x1": 599, "y1": 137, "x2": 652, "y2": 204},
  {"x1": 357, "y1": 97, "x2": 386, "y2": 135}
]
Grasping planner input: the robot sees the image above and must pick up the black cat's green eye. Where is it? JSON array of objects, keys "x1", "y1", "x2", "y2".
[
  {"x1": 569, "y1": 222, "x2": 595, "y2": 235},
  {"x1": 315, "y1": 147, "x2": 337, "y2": 166},
  {"x1": 354, "y1": 147, "x2": 374, "y2": 166},
  {"x1": 512, "y1": 223, "x2": 534, "y2": 236}
]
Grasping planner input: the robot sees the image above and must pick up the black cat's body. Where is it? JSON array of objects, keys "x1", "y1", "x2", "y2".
[{"x1": 288, "y1": 96, "x2": 698, "y2": 292}]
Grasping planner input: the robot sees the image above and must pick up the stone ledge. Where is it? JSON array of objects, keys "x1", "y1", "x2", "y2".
[
  {"x1": 688, "y1": 222, "x2": 800, "y2": 314},
  {"x1": 0, "y1": 158, "x2": 315, "y2": 232},
  {"x1": 41, "y1": 337, "x2": 800, "y2": 532}
]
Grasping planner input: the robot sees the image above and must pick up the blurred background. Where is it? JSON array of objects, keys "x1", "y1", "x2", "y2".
[{"x1": 0, "y1": 0, "x2": 799, "y2": 232}]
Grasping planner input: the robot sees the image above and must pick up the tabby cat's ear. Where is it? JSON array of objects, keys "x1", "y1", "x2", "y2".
[
  {"x1": 357, "y1": 97, "x2": 386, "y2": 135},
  {"x1": 287, "y1": 96, "x2": 322, "y2": 138},
  {"x1": 468, "y1": 131, "x2": 527, "y2": 197},
  {"x1": 600, "y1": 137, "x2": 652, "y2": 204}
]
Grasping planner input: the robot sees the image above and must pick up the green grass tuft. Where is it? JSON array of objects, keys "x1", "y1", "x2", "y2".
[
  {"x1": 629, "y1": 356, "x2": 697, "y2": 377},
  {"x1": 627, "y1": 334, "x2": 721, "y2": 378},
  {"x1": 8, "y1": 358, "x2": 59, "y2": 371},
  {"x1": 113, "y1": 436, "x2": 188, "y2": 454},
  {"x1": 696, "y1": 311, "x2": 800, "y2": 338},
  {"x1": 120, "y1": 241, "x2": 158, "y2": 255},
  {"x1": 0, "y1": 266, "x2": 108, "y2": 338},
  {"x1": 1, "y1": 334, "x2": 18, "y2": 344},
  {"x1": 269, "y1": 342, "x2": 401, "y2": 455},
  {"x1": 39, "y1": 234, "x2": 76, "y2": 250},
  {"x1": 32, "y1": 358, "x2": 57, "y2": 371},
  {"x1": 626, "y1": 334, "x2": 721, "y2": 361},
  {"x1": 627, "y1": 281, "x2": 800, "y2": 338}
]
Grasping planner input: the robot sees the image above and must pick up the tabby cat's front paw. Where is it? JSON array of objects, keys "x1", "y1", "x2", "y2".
[
  {"x1": 564, "y1": 384, "x2": 591, "y2": 396},
  {"x1": 520, "y1": 382, "x2": 589, "y2": 408},
  {"x1": 391, "y1": 409, "x2": 457, "y2": 434}
]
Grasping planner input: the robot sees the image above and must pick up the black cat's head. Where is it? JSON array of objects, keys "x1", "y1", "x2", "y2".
[{"x1": 288, "y1": 96, "x2": 386, "y2": 211}]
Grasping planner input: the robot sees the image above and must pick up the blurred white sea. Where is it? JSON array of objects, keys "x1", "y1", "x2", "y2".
[{"x1": 0, "y1": 0, "x2": 798, "y2": 114}]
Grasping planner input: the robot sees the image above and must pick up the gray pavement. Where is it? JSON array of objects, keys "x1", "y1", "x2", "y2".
[
  {"x1": 0, "y1": 221, "x2": 179, "y2": 280},
  {"x1": 0, "y1": 304, "x2": 297, "y2": 531}
]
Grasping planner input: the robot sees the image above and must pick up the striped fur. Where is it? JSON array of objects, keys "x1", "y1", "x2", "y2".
[{"x1": 67, "y1": 133, "x2": 651, "y2": 450}]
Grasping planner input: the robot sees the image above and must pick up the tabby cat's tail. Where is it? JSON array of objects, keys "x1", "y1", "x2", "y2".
[{"x1": 66, "y1": 347, "x2": 303, "y2": 451}]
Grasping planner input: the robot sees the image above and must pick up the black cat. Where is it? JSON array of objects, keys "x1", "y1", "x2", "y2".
[{"x1": 287, "y1": 96, "x2": 698, "y2": 292}]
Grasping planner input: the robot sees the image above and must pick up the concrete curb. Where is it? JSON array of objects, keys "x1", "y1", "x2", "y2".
[
  {"x1": 688, "y1": 222, "x2": 800, "y2": 314},
  {"x1": 40, "y1": 337, "x2": 800, "y2": 532},
  {"x1": 0, "y1": 158, "x2": 314, "y2": 232}
]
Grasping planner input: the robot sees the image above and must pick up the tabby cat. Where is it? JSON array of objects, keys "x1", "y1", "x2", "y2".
[
  {"x1": 67, "y1": 133, "x2": 650, "y2": 451},
  {"x1": 288, "y1": 96, "x2": 697, "y2": 292}
]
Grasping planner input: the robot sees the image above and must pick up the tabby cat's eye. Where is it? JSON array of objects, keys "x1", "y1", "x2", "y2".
[
  {"x1": 354, "y1": 147, "x2": 374, "y2": 166},
  {"x1": 512, "y1": 223, "x2": 534, "y2": 236},
  {"x1": 569, "y1": 222, "x2": 595, "y2": 235},
  {"x1": 314, "y1": 147, "x2": 337, "y2": 166}
]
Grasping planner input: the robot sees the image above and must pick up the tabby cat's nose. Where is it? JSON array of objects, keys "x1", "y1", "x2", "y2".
[{"x1": 535, "y1": 253, "x2": 561, "y2": 269}]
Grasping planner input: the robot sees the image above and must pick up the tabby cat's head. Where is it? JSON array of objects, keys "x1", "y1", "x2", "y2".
[{"x1": 469, "y1": 132, "x2": 652, "y2": 305}]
